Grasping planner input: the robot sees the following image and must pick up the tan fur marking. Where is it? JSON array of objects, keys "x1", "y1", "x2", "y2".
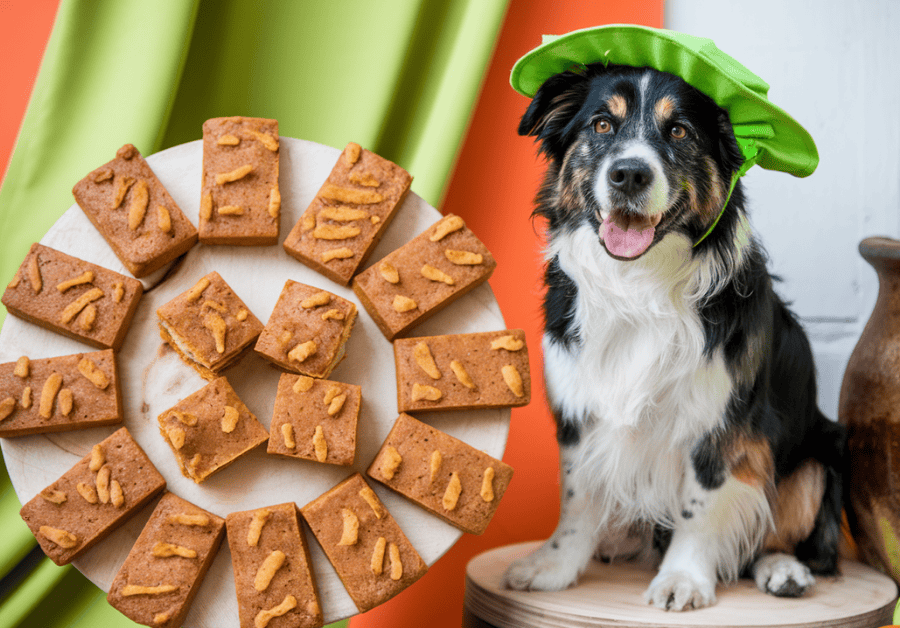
[
  {"x1": 763, "y1": 459, "x2": 827, "y2": 553},
  {"x1": 728, "y1": 435, "x2": 774, "y2": 493},
  {"x1": 654, "y1": 96, "x2": 675, "y2": 125},
  {"x1": 608, "y1": 94, "x2": 627, "y2": 118}
]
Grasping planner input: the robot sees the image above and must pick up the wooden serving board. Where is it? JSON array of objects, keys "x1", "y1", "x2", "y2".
[
  {"x1": 464, "y1": 542, "x2": 897, "y2": 628},
  {"x1": 0, "y1": 138, "x2": 513, "y2": 626}
]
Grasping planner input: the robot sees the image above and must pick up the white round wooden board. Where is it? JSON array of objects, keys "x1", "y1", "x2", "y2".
[
  {"x1": 465, "y1": 542, "x2": 898, "y2": 628},
  {"x1": 0, "y1": 138, "x2": 512, "y2": 626}
]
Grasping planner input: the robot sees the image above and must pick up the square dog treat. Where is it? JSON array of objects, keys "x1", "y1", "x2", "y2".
[
  {"x1": 267, "y1": 373, "x2": 361, "y2": 466},
  {"x1": 19, "y1": 427, "x2": 167, "y2": 565},
  {"x1": 157, "y1": 271, "x2": 264, "y2": 380},
  {"x1": 393, "y1": 329, "x2": 531, "y2": 413},
  {"x1": 283, "y1": 142, "x2": 412, "y2": 285},
  {"x1": 107, "y1": 492, "x2": 225, "y2": 628},
  {"x1": 200, "y1": 117, "x2": 280, "y2": 245},
  {"x1": 367, "y1": 413, "x2": 514, "y2": 535},
  {"x1": 2, "y1": 243, "x2": 144, "y2": 350},
  {"x1": 352, "y1": 214, "x2": 496, "y2": 340},
  {"x1": 300, "y1": 473, "x2": 427, "y2": 613},
  {"x1": 254, "y1": 280, "x2": 357, "y2": 378},
  {"x1": 226, "y1": 503, "x2": 323, "y2": 628},
  {"x1": 0, "y1": 349, "x2": 122, "y2": 437},
  {"x1": 157, "y1": 376, "x2": 269, "y2": 483},
  {"x1": 72, "y1": 143, "x2": 199, "y2": 277}
]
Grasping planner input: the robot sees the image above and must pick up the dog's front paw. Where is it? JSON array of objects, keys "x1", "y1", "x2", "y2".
[
  {"x1": 644, "y1": 570, "x2": 716, "y2": 611},
  {"x1": 504, "y1": 546, "x2": 582, "y2": 591},
  {"x1": 753, "y1": 553, "x2": 815, "y2": 597}
]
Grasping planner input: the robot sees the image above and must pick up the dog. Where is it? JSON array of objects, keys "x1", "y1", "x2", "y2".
[{"x1": 502, "y1": 63, "x2": 846, "y2": 611}]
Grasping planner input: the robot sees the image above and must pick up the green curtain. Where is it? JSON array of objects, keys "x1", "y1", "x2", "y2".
[{"x1": 0, "y1": 0, "x2": 508, "y2": 626}]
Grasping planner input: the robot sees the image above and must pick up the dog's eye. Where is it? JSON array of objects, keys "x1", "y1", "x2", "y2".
[
  {"x1": 594, "y1": 119, "x2": 613, "y2": 135},
  {"x1": 670, "y1": 125, "x2": 687, "y2": 140}
]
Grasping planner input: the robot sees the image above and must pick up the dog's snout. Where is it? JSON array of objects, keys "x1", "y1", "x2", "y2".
[{"x1": 608, "y1": 158, "x2": 653, "y2": 195}]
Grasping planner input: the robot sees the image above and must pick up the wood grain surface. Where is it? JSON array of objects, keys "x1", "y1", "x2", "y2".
[{"x1": 464, "y1": 542, "x2": 897, "y2": 628}]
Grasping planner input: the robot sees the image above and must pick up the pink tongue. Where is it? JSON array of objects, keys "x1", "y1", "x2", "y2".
[{"x1": 599, "y1": 218, "x2": 655, "y2": 258}]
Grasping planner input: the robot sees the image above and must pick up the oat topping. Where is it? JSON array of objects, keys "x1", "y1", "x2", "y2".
[
  {"x1": 301, "y1": 291, "x2": 332, "y2": 308},
  {"x1": 502, "y1": 364, "x2": 525, "y2": 397},
  {"x1": 319, "y1": 183, "x2": 383, "y2": 205},
  {"x1": 60, "y1": 288, "x2": 104, "y2": 324},
  {"x1": 337, "y1": 507, "x2": 359, "y2": 546},
  {"x1": 392, "y1": 295, "x2": 417, "y2": 313},
  {"x1": 254, "y1": 595, "x2": 296, "y2": 628},
  {"x1": 204, "y1": 313, "x2": 227, "y2": 353},
  {"x1": 40, "y1": 525, "x2": 78, "y2": 548},
  {"x1": 110, "y1": 479, "x2": 124, "y2": 507},
  {"x1": 292, "y1": 375, "x2": 314, "y2": 393},
  {"x1": 77, "y1": 481, "x2": 99, "y2": 504},
  {"x1": 445, "y1": 249, "x2": 483, "y2": 265},
  {"x1": 127, "y1": 179, "x2": 149, "y2": 230},
  {"x1": 313, "y1": 425, "x2": 328, "y2": 462},
  {"x1": 348, "y1": 171, "x2": 380, "y2": 187},
  {"x1": 450, "y1": 360, "x2": 476, "y2": 389},
  {"x1": 429, "y1": 215, "x2": 464, "y2": 242},
  {"x1": 381, "y1": 446, "x2": 402, "y2": 480},
  {"x1": 288, "y1": 340, "x2": 317, "y2": 363},
  {"x1": 40, "y1": 489, "x2": 67, "y2": 505},
  {"x1": 27, "y1": 254, "x2": 42, "y2": 294},
  {"x1": 371, "y1": 536, "x2": 386, "y2": 575},
  {"x1": 121, "y1": 584, "x2": 179, "y2": 597},
  {"x1": 491, "y1": 335, "x2": 525, "y2": 351},
  {"x1": 413, "y1": 342, "x2": 441, "y2": 379},
  {"x1": 157, "y1": 204, "x2": 172, "y2": 233},
  {"x1": 248, "y1": 129, "x2": 279, "y2": 152},
  {"x1": 200, "y1": 192, "x2": 213, "y2": 221},
  {"x1": 281, "y1": 423, "x2": 296, "y2": 449},
  {"x1": 411, "y1": 383, "x2": 442, "y2": 402},
  {"x1": 14, "y1": 356, "x2": 29, "y2": 378},
  {"x1": 322, "y1": 247, "x2": 354, "y2": 262},
  {"x1": 78, "y1": 358, "x2": 110, "y2": 389},
  {"x1": 167, "y1": 427, "x2": 186, "y2": 450},
  {"x1": 77, "y1": 304, "x2": 97, "y2": 331},
  {"x1": 216, "y1": 164, "x2": 254, "y2": 185},
  {"x1": 254, "y1": 550, "x2": 286, "y2": 591},
  {"x1": 379, "y1": 261, "x2": 400, "y2": 284},
  {"x1": 58, "y1": 388, "x2": 74, "y2": 416},
  {"x1": 268, "y1": 186, "x2": 280, "y2": 218},
  {"x1": 112, "y1": 176, "x2": 135, "y2": 209},
  {"x1": 321, "y1": 308, "x2": 345, "y2": 321},
  {"x1": 221, "y1": 406, "x2": 240, "y2": 433},
  {"x1": 0, "y1": 397, "x2": 15, "y2": 422},
  {"x1": 113, "y1": 282, "x2": 125, "y2": 303},
  {"x1": 430, "y1": 450, "x2": 442, "y2": 483},
  {"x1": 359, "y1": 486, "x2": 383, "y2": 518},
  {"x1": 217, "y1": 134, "x2": 240, "y2": 146},
  {"x1": 56, "y1": 271, "x2": 94, "y2": 292},
  {"x1": 247, "y1": 509, "x2": 271, "y2": 547},
  {"x1": 421, "y1": 264, "x2": 454, "y2": 285},
  {"x1": 345, "y1": 143, "x2": 361, "y2": 166},
  {"x1": 185, "y1": 277, "x2": 211, "y2": 302},
  {"x1": 21, "y1": 386, "x2": 32, "y2": 409},
  {"x1": 389, "y1": 542, "x2": 403, "y2": 580},
  {"x1": 89, "y1": 444, "x2": 105, "y2": 471},
  {"x1": 218, "y1": 205, "x2": 245, "y2": 216},
  {"x1": 442, "y1": 471, "x2": 462, "y2": 511},
  {"x1": 152, "y1": 542, "x2": 197, "y2": 559},
  {"x1": 481, "y1": 467, "x2": 496, "y2": 502},
  {"x1": 39, "y1": 373, "x2": 63, "y2": 418},
  {"x1": 168, "y1": 513, "x2": 210, "y2": 527},
  {"x1": 96, "y1": 465, "x2": 111, "y2": 503},
  {"x1": 313, "y1": 224, "x2": 361, "y2": 240}
]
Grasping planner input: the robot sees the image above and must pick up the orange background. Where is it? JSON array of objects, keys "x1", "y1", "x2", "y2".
[{"x1": 0, "y1": 1, "x2": 663, "y2": 627}]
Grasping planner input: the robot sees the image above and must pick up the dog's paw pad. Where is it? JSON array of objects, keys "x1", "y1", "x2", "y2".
[
  {"x1": 754, "y1": 554, "x2": 815, "y2": 598},
  {"x1": 503, "y1": 548, "x2": 580, "y2": 592},
  {"x1": 643, "y1": 571, "x2": 716, "y2": 611}
]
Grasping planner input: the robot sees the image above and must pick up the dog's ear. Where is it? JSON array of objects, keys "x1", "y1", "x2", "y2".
[
  {"x1": 716, "y1": 110, "x2": 745, "y2": 176},
  {"x1": 519, "y1": 71, "x2": 590, "y2": 162}
]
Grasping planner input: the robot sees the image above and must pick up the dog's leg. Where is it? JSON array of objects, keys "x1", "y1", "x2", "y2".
[
  {"x1": 644, "y1": 470, "x2": 769, "y2": 611},
  {"x1": 504, "y1": 445, "x2": 602, "y2": 591}
]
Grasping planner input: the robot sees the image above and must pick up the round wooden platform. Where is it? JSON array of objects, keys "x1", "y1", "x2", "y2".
[{"x1": 464, "y1": 542, "x2": 898, "y2": 628}]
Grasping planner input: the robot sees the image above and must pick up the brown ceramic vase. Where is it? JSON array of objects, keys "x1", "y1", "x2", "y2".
[{"x1": 839, "y1": 236, "x2": 900, "y2": 582}]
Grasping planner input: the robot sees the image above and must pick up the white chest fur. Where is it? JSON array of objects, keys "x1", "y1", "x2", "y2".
[{"x1": 545, "y1": 226, "x2": 734, "y2": 521}]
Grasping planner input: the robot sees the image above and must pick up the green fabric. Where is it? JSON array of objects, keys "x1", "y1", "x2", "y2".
[
  {"x1": 509, "y1": 24, "x2": 819, "y2": 179},
  {"x1": 0, "y1": 0, "x2": 508, "y2": 626}
]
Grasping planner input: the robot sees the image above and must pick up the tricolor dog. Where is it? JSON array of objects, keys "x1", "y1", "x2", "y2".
[{"x1": 503, "y1": 27, "x2": 846, "y2": 611}]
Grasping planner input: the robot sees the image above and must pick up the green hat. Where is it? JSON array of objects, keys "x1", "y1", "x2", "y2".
[{"x1": 510, "y1": 24, "x2": 818, "y2": 179}]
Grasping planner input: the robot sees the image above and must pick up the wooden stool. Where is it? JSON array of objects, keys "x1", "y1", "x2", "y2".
[{"x1": 464, "y1": 542, "x2": 898, "y2": 628}]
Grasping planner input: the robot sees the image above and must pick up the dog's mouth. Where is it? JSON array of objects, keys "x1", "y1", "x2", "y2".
[{"x1": 598, "y1": 209, "x2": 663, "y2": 260}]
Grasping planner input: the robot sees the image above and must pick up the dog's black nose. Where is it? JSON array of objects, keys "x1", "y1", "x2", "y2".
[{"x1": 608, "y1": 158, "x2": 653, "y2": 195}]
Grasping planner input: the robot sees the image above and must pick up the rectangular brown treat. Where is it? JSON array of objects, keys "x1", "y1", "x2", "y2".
[
  {"x1": 0, "y1": 349, "x2": 122, "y2": 437},
  {"x1": 2, "y1": 243, "x2": 144, "y2": 350},
  {"x1": 300, "y1": 473, "x2": 427, "y2": 613},
  {"x1": 107, "y1": 492, "x2": 225, "y2": 628},
  {"x1": 72, "y1": 144, "x2": 199, "y2": 277},
  {"x1": 351, "y1": 215, "x2": 496, "y2": 340},
  {"x1": 19, "y1": 427, "x2": 167, "y2": 565},
  {"x1": 267, "y1": 374, "x2": 361, "y2": 466},
  {"x1": 157, "y1": 376, "x2": 269, "y2": 483},
  {"x1": 367, "y1": 413, "x2": 513, "y2": 535},
  {"x1": 226, "y1": 503, "x2": 323, "y2": 628},
  {"x1": 283, "y1": 142, "x2": 412, "y2": 285},
  {"x1": 254, "y1": 281, "x2": 357, "y2": 378},
  {"x1": 393, "y1": 329, "x2": 531, "y2": 413},
  {"x1": 157, "y1": 271, "x2": 264, "y2": 380},
  {"x1": 200, "y1": 117, "x2": 280, "y2": 245}
]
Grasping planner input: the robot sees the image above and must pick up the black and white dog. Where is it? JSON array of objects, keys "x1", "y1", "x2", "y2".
[{"x1": 503, "y1": 63, "x2": 846, "y2": 611}]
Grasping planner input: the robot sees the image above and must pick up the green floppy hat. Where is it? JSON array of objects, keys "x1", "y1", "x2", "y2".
[{"x1": 510, "y1": 24, "x2": 818, "y2": 179}]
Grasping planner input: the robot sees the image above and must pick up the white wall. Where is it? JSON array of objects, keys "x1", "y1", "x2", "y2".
[{"x1": 666, "y1": 0, "x2": 900, "y2": 418}]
